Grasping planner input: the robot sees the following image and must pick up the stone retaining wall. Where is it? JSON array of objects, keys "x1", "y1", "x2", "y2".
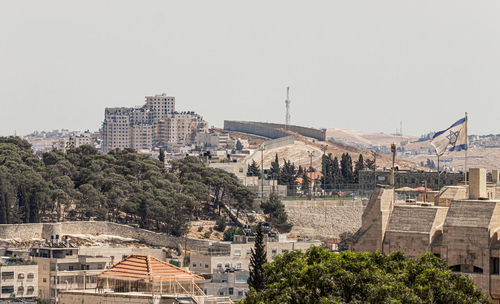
[
  {"x1": 0, "y1": 221, "x2": 210, "y2": 250},
  {"x1": 284, "y1": 199, "x2": 366, "y2": 239}
]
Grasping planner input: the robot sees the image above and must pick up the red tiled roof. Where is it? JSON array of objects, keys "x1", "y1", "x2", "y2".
[{"x1": 98, "y1": 255, "x2": 203, "y2": 283}]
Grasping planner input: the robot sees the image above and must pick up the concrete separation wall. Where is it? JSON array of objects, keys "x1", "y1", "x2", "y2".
[
  {"x1": 284, "y1": 199, "x2": 366, "y2": 239},
  {"x1": 0, "y1": 221, "x2": 210, "y2": 250},
  {"x1": 224, "y1": 120, "x2": 326, "y2": 141}
]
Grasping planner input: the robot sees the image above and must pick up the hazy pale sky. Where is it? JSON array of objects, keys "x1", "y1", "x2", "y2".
[{"x1": 1, "y1": 1, "x2": 500, "y2": 136}]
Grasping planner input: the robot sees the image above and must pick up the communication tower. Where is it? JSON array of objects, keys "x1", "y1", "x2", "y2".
[{"x1": 285, "y1": 86, "x2": 291, "y2": 128}]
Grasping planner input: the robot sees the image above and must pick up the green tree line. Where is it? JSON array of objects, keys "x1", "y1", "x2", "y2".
[
  {"x1": 247, "y1": 152, "x2": 376, "y2": 189},
  {"x1": 244, "y1": 246, "x2": 491, "y2": 304},
  {"x1": 0, "y1": 137, "x2": 254, "y2": 236}
]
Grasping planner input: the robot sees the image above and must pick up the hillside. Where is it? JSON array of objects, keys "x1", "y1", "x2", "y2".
[{"x1": 241, "y1": 130, "x2": 423, "y2": 171}]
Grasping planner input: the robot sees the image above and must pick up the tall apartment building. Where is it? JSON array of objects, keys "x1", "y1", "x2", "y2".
[
  {"x1": 102, "y1": 107, "x2": 132, "y2": 152},
  {"x1": 159, "y1": 111, "x2": 208, "y2": 146},
  {"x1": 102, "y1": 93, "x2": 206, "y2": 153}
]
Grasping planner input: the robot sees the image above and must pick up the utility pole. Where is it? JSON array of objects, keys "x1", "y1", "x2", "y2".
[
  {"x1": 259, "y1": 145, "x2": 265, "y2": 199},
  {"x1": 307, "y1": 151, "x2": 314, "y2": 199},
  {"x1": 321, "y1": 144, "x2": 328, "y2": 197}
]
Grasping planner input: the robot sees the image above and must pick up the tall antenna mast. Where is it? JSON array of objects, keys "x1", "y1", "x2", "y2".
[{"x1": 285, "y1": 86, "x2": 291, "y2": 129}]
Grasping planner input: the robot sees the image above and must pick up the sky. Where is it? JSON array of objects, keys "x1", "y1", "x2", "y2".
[{"x1": 1, "y1": 1, "x2": 500, "y2": 137}]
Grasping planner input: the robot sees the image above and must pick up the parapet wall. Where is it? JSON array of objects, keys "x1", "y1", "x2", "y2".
[
  {"x1": 224, "y1": 120, "x2": 326, "y2": 141},
  {"x1": 0, "y1": 221, "x2": 209, "y2": 250},
  {"x1": 284, "y1": 199, "x2": 366, "y2": 239}
]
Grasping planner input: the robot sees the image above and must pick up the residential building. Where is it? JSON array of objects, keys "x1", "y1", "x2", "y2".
[
  {"x1": 203, "y1": 270, "x2": 249, "y2": 301},
  {"x1": 32, "y1": 245, "x2": 109, "y2": 302},
  {"x1": 58, "y1": 255, "x2": 232, "y2": 304},
  {"x1": 190, "y1": 235, "x2": 320, "y2": 275},
  {"x1": 101, "y1": 93, "x2": 207, "y2": 153},
  {"x1": 0, "y1": 259, "x2": 38, "y2": 301}
]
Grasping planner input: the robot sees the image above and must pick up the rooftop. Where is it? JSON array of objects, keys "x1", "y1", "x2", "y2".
[{"x1": 98, "y1": 255, "x2": 203, "y2": 283}]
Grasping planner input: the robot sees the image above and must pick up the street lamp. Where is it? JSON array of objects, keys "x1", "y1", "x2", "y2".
[{"x1": 307, "y1": 151, "x2": 315, "y2": 199}]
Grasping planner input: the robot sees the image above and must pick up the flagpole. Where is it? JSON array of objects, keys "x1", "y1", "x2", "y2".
[{"x1": 465, "y1": 112, "x2": 468, "y2": 186}]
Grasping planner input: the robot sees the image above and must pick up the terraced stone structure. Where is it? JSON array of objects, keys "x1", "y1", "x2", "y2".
[{"x1": 351, "y1": 168, "x2": 500, "y2": 303}]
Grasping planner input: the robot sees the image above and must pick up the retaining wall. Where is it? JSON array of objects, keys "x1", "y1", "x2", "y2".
[
  {"x1": 0, "y1": 221, "x2": 210, "y2": 250},
  {"x1": 284, "y1": 199, "x2": 366, "y2": 239}
]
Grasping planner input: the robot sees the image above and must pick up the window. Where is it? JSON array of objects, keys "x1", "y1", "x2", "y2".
[
  {"x1": 27, "y1": 273, "x2": 34, "y2": 280},
  {"x1": 236, "y1": 263, "x2": 242, "y2": 269},
  {"x1": 1, "y1": 286, "x2": 13, "y2": 294},
  {"x1": 205, "y1": 264, "x2": 209, "y2": 268},
  {"x1": 17, "y1": 286, "x2": 24, "y2": 295},
  {"x1": 217, "y1": 263, "x2": 222, "y2": 268},
  {"x1": 234, "y1": 250, "x2": 241, "y2": 256},
  {"x1": 492, "y1": 257, "x2": 499, "y2": 275},
  {"x1": 238, "y1": 290, "x2": 244, "y2": 296},
  {"x1": 43, "y1": 278, "x2": 47, "y2": 283},
  {"x1": 98, "y1": 264, "x2": 103, "y2": 269},
  {"x1": 17, "y1": 273, "x2": 25, "y2": 280},
  {"x1": 225, "y1": 263, "x2": 230, "y2": 268},
  {"x1": 272, "y1": 249, "x2": 277, "y2": 255},
  {"x1": 69, "y1": 266, "x2": 74, "y2": 271},
  {"x1": 27, "y1": 286, "x2": 34, "y2": 295},
  {"x1": 473, "y1": 266, "x2": 483, "y2": 274},
  {"x1": 450, "y1": 265, "x2": 461, "y2": 272},
  {"x1": 2, "y1": 272, "x2": 14, "y2": 280},
  {"x1": 229, "y1": 288, "x2": 234, "y2": 295}
]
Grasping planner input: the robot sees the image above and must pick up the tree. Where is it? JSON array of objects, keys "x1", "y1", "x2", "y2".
[
  {"x1": 248, "y1": 223, "x2": 267, "y2": 292},
  {"x1": 260, "y1": 193, "x2": 292, "y2": 233},
  {"x1": 214, "y1": 216, "x2": 227, "y2": 232},
  {"x1": 340, "y1": 153, "x2": 354, "y2": 184},
  {"x1": 270, "y1": 153, "x2": 280, "y2": 182},
  {"x1": 236, "y1": 139, "x2": 244, "y2": 151},
  {"x1": 244, "y1": 247, "x2": 491, "y2": 304},
  {"x1": 158, "y1": 148, "x2": 165, "y2": 163},
  {"x1": 337, "y1": 231, "x2": 353, "y2": 251},
  {"x1": 354, "y1": 154, "x2": 365, "y2": 183},
  {"x1": 365, "y1": 157, "x2": 376, "y2": 170},
  {"x1": 279, "y1": 159, "x2": 296, "y2": 186},
  {"x1": 247, "y1": 160, "x2": 261, "y2": 177}
]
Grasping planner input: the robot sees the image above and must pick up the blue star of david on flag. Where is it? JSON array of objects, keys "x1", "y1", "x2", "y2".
[
  {"x1": 446, "y1": 130, "x2": 459, "y2": 146},
  {"x1": 431, "y1": 117, "x2": 468, "y2": 156}
]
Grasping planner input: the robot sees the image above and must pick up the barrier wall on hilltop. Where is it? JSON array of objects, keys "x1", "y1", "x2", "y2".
[{"x1": 224, "y1": 121, "x2": 326, "y2": 141}]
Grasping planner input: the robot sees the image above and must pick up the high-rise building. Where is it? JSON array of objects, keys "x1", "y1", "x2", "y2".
[
  {"x1": 101, "y1": 93, "x2": 206, "y2": 153},
  {"x1": 102, "y1": 107, "x2": 132, "y2": 152}
]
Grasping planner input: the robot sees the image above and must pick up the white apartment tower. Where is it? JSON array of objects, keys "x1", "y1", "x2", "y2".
[{"x1": 102, "y1": 93, "x2": 206, "y2": 153}]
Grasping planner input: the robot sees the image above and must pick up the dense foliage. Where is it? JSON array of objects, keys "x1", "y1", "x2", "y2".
[
  {"x1": 260, "y1": 193, "x2": 293, "y2": 233},
  {"x1": 0, "y1": 137, "x2": 255, "y2": 236},
  {"x1": 244, "y1": 247, "x2": 491, "y2": 304}
]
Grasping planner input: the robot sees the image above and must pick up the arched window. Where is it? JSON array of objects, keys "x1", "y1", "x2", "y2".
[
  {"x1": 17, "y1": 286, "x2": 24, "y2": 295},
  {"x1": 27, "y1": 273, "x2": 35, "y2": 280},
  {"x1": 17, "y1": 273, "x2": 25, "y2": 280}
]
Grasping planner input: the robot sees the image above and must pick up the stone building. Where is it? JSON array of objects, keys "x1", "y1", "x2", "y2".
[
  {"x1": 0, "y1": 260, "x2": 38, "y2": 301},
  {"x1": 190, "y1": 235, "x2": 320, "y2": 275},
  {"x1": 351, "y1": 168, "x2": 500, "y2": 302}
]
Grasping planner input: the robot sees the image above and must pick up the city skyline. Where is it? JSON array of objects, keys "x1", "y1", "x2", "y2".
[{"x1": 2, "y1": 1, "x2": 500, "y2": 136}]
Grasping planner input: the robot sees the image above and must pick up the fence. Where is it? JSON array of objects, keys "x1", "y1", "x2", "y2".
[{"x1": 252, "y1": 184, "x2": 375, "y2": 200}]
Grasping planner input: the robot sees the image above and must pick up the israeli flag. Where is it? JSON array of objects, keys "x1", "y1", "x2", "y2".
[{"x1": 431, "y1": 117, "x2": 468, "y2": 156}]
